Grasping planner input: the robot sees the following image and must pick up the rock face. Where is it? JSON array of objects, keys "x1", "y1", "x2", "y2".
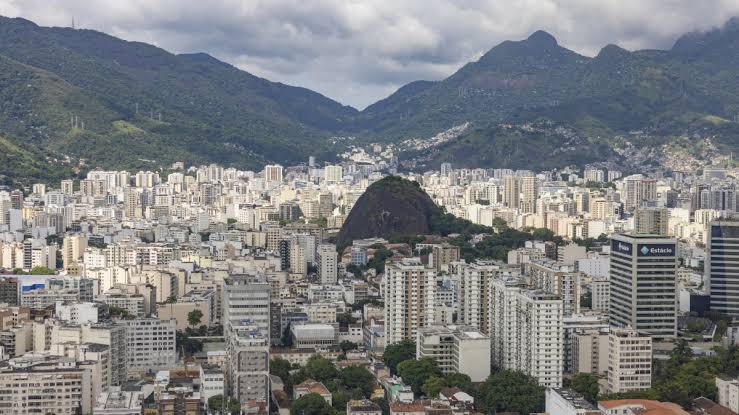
[{"x1": 337, "y1": 176, "x2": 440, "y2": 248}]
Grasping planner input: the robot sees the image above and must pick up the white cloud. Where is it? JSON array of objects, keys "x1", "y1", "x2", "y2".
[{"x1": 0, "y1": 0, "x2": 738, "y2": 108}]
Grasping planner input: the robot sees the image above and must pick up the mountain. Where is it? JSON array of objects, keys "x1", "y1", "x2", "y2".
[
  {"x1": 0, "y1": 16, "x2": 357, "y2": 178},
  {"x1": 362, "y1": 19, "x2": 739, "y2": 170},
  {"x1": 337, "y1": 176, "x2": 440, "y2": 248},
  {"x1": 4, "y1": 16, "x2": 739, "y2": 182}
]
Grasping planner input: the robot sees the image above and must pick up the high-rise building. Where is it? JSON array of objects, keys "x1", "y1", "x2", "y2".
[
  {"x1": 521, "y1": 175, "x2": 538, "y2": 213},
  {"x1": 264, "y1": 164, "x2": 283, "y2": 183},
  {"x1": 384, "y1": 258, "x2": 436, "y2": 344},
  {"x1": 440, "y1": 163, "x2": 452, "y2": 177},
  {"x1": 62, "y1": 234, "x2": 88, "y2": 270},
  {"x1": 317, "y1": 244, "x2": 337, "y2": 285},
  {"x1": 634, "y1": 208, "x2": 669, "y2": 236},
  {"x1": 606, "y1": 327, "x2": 652, "y2": 394},
  {"x1": 490, "y1": 276, "x2": 564, "y2": 387},
  {"x1": 451, "y1": 261, "x2": 500, "y2": 335},
  {"x1": 324, "y1": 165, "x2": 343, "y2": 183},
  {"x1": 223, "y1": 274, "x2": 271, "y2": 406},
  {"x1": 707, "y1": 220, "x2": 739, "y2": 316},
  {"x1": 503, "y1": 176, "x2": 521, "y2": 209},
  {"x1": 609, "y1": 234, "x2": 677, "y2": 339},
  {"x1": 61, "y1": 179, "x2": 75, "y2": 195},
  {"x1": 524, "y1": 260, "x2": 580, "y2": 316},
  {"x1": 118, "y1": 317, "x2": 177, "y2": 374},
  {"x1": 624, "y1": 175, "x2": 657, "y2": 211}
]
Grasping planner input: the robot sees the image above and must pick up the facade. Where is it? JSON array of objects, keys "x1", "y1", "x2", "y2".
[
  {"x1": 451, "y1": 261, "x2": 500, "y2": 335},
  {"x1": 416, "y1": 325, "x2": 491, "y2": 382},
  {"x1": 634, "y1": 208, "x2": 670, "y2": 236},
  {"x1": 609, "y1": 234, "x2": 677, "y2": 339},
  {"x1": 223, "y1": 274, "x2": 271, "y2": 406},
  {"x1": 607, "y1": 327, "x2": 652, "y2": 394},
  {"x1": 317, "y1": 244, "x2": 338, "y2": 285},
  {"x1": 525, "y1": 260, "x2": 580, "y2": 316},
  {"x1": 707, "y1": 220, "x2": 739, "y2": 317},
  {"x1": 490, "y1": 276, "x2": 564, "y2": 388},
  {"x1": 119, "y1": 318, "x2": 177, "y2": 374},
  {"x1": 716, "y1": 376, "x2": 739, "y2": 414},
  {"x1": 383, "y1": 258, "x2": 436, "y2": 344},
  {"x1": 0, "y1": 356, "x2": 94, "y2": 415}
]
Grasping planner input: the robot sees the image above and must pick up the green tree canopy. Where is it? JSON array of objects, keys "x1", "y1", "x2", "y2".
[
  {"x1": 397, "y1": 357, "x2": 442, "y2": 394},
  {"x1": 187, "y1": 309, "x2": 203, "y2": 327},
  {"x1": 340, "y1": 365, "x2": 375, "y2": 398},
  {"x1": 569, "y1": 373, "x2": 599, "y2": 403},
  {"x1": 208, "y1": 395, "x2": 241, "y2": 414},
  {"x1": 383, "y1": 339, "x2": 416, "y2": 375},
  {"x1": 476, "y1": 370, "x2": 545, "y2": 415},
  {"x1": 303, "y1": 355, "x2": 339, "y2": 384},
  {"x1": 422, "y1": 376, "x2": 447, "y2": 398},
  {"x1": 290, "y1": 393, "x2": 333, "y2": 415}
]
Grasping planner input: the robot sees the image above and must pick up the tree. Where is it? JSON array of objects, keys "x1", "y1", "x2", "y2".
[
  {"x1": 445, "y1": 373, "x2": 472, "y2": 393},
  {"x1": 336, "y1": 312, "x2": 358, "y2": 326},
  {"x1": 332, "y1": 391, "x2": 350, "y2": 412},
  {"x1": 341, "y1": 365, "x2": 375, "y2": 398},
  {"x1": 282, "y1": 324, "x2": 293, "y2": 347},
  {"x1": 108, "y1": 306, "x2": 130, "y2": 318},
  {"x1": 570, "y1": 373, "x2": 599, "y2": 403},
  {"x1": 187, "y1": 309, "x2": 203, "y2": 328},
  {"x1": 476, "y1": 370, "x2": 545, "y2": 415},
  {"x1": 397, "y1": 357, "x2": 442, "y2": 394},
  {"x1": 270, "y1": 357, "x2": 293, "y2": 390},
  {"x1": 339, "y1": 340, "x2": 358, "y2": 352},
  {"x1": 372, "y1": 398, "x2": 390, "y2": 415},
  {"x1": 492, "y1": 217, "x2": 508, "y2": 228},
  {"x1": 383, "y1": 339, "x2": 416, "y2": 374},
  {"x1": 291, "y1": 393, "x2": 332, "y2": 415},
  {"x1": 422, "y1": 376, "x2": 447, "y2": 398},
  {"x1": 208, "y1": 395, "x2": 241, "y2": 414},
  {"x1": 304, "y1": 355, "x2": 338, "y2": 384}
]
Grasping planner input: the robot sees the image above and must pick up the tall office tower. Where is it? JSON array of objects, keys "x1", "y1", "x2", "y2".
[
  {"x1": 634, "y1": 207, "x2": 670, "y2": 236},
  {"x1": 451, "y1": 261, "x2": 500, "y2": 335},
  {"x1": 707, "y1": 220, "x2": 739, "y2": 316},
  {"x1": 317, "y1": 244, "x2": 338, "y2": 285},
  {"x1": 609, "y1": 234, "x2": 677, "y2": 339},
  {"x1": 62, "y1": 234, "x2": 88, "y2": 270},
  {"x1": 524, "y1": 260, "x2": 580, "y2": 316},
  {"x1": 440, "y1": 162, "x2": 452, "y2": 177},
  {"x1": 606, "y1": 327, "x2": 652, "y2": 394},
  {"x1": 384, "y1": 258, "x2": 436, "y2": 344},
  {"x1": 521, "y1": 175, "x2": 538, "y2": 213},
  {"x1": 324, "y1": 165, "x2": 343, "y2": 183},
  {"x1": 223, "y1": 274, "x2": 271, "y2": 406},
  {"x1": 123, "y1": 188, "x2": 141, "y2": 219},
  {"x1": 308, "y1": 156, "x2": 316, "y2": 167},
  {"x1": 624, "y1": 175, "x2": 657, "y2": 211},
  {"x1": 9, "y1": 190, "x2": 23, "y2": 210},
  {"x1": 490, "y1": 276, "x2": 564, "y2": 388},
  {"x1": 264, "y1": 164, "x2": 283, "y2": 183},
  {"x1": 503, "y1": 175, "x2": 521, "y2": 209},
  {"x1": 575, "y1": 191, "x2": 590, "y2": 214}
]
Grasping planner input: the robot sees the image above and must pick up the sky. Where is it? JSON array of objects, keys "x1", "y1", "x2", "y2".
[{"x1": 1, "y1": 1, "x2": 738, "y2": 109}]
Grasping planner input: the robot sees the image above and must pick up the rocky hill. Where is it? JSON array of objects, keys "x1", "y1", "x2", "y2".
[{"x1": 337, "y1": 177, "x2": 441, "y2": 248}]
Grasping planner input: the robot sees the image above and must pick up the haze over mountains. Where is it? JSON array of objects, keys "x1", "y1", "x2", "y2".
[{"x1": 3, "y1": 15, "x2": 739, "y2": 183}]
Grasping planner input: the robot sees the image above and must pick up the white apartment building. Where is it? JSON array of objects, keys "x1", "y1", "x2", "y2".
[
  {"x1": 118, "y1": 318, "x2": 177, "y2": 374},
  {"x1": 223, "y1": 274, "x2": 271, "y2": 406},
  {"x1": 524, "y1": 260, "x2": 580, "y2": 316},
  {"x1": 451, "y1": 260, "x2": 500, "y2": 335},
  {"x1": 0, "y1": 356, "x2": 94, "y2": 415},
  {"x1": 490, "y1": 276, "x2": 564, "y2": 387},
  {"x1": 416, "y1": 325, "x2": 491, "y2": 382},
  {"x1": 383, "y1": 258, "x2": 436, "y2": 344},
  {"x1": 716, "y1": 376, "x2": 739, "y2": 414},
  {"x1": 317, "y1": 244, "x2": 338, "y2": 285},
  {"x1": 607, "y1": 327, "x2": 652, "y2": 394}
]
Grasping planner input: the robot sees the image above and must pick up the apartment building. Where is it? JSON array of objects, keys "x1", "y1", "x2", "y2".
[
  {"x1": 607, "y1": 327, "x2": 652, "y2": 394},
  {"x1": 383, "y1": 258, "x2": 436, "y2": 344}
]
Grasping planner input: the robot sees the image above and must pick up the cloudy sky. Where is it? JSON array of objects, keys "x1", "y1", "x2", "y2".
[{"x1": 1, "y1": 1, "x2": 738, "y2": 109}]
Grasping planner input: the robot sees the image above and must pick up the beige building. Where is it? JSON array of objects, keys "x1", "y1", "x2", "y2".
[
  {"x1": 607, "y1": 327, "x2": 652, "y2": 394},
  {"x1": 634, "y1": 208, "x2": 669, "y2": 236},
  {"x1": 383, "y1": 258, "x2": 436, "y2": 344},
  {"x1": 416, "y1": 324, "x2": 491, "y2": 382}
]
